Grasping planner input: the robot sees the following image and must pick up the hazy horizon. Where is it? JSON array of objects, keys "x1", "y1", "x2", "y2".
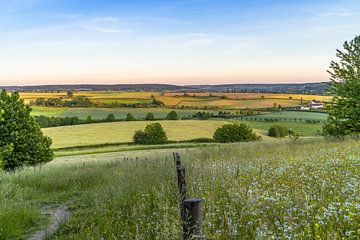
[{"x1": 1, "y1": 0, "x2": 359, "y2": 86}]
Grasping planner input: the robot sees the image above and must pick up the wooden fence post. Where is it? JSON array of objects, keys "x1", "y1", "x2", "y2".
[{"x1": 173, "y1": 152, "x2": 203, "y2": 240}]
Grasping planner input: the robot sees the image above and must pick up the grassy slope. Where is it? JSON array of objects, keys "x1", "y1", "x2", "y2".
[
  {"x1": 43, "y1": 119, "x2": 319, "y2": 150},
  {"x1": 1, "y1": 139, "x2": 359, "y2": 239}
]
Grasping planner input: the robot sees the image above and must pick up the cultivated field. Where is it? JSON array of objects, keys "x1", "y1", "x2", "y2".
[
  {"x1": 243, "y1": 111, "x2": 328, "y2": 122},
  {"x1": 1, "y1": 139, "x2": 359, "y2": 239},
  {"x1": 21, "y1": 91, "x2": 330, "y2": 110}
]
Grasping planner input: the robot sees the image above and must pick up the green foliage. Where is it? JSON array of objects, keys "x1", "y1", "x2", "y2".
[
  {"x1": 166, "y1": 111, "x2": 178, "y2": 120},
  {"x1": 106, "y1": 113, "x2": 116, "y2": 122},
  {"x1": 126, "y1": 113, "x2": 136, "y2": 121},
  {"x1": 145, "y1": 112, "x2": 155, "y2": 121},
  {"x1": 325, "y1": 36, "x2": 360, "y2": 135},
  {"x1": 213, "y1": 123, "x2": 260, "y2": 143},
  {"x1": 268, "y1": 125, "x2": 290, "y2": 138},
  {"x1": 0, "y1": 90, "x2": 54, "y2": 170},
  {"x1": 133, "y1": 123, "x2": 168, "y2": 145}
]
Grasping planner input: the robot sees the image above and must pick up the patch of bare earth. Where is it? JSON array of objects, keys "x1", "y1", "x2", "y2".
[{"x1": 28, "y1": 207, "x2": 71, "y2": 240}]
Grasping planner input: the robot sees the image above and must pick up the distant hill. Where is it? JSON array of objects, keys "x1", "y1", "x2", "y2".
[{"x1": 1, "y1": 82, "x2": 330, "y2": 94}]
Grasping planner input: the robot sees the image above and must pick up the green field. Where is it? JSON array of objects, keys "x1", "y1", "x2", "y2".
[
  {"x1": 1, "y1": 139, "x2": 359, "y2": 239},
  {"x1": 43, "y1": 120, "x2": 228, "y2": 149},
  {"x1": 31, "y1": 107, "x2": 219, "y2": 119},
  {"x1": 242, "y1": 111, "x2": 328, "y2": 122},
  {"x1": 43, "y1": 120, "x2": 320, "y2": 150}
]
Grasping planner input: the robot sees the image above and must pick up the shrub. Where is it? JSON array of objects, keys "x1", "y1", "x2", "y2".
[
  {"x1": 0, "y1": 90, "x2": 54, "y2": 170},
  {"x1": 166, "y1": 111, "x2": 178, "y2": 120},
  {"x1": 268, "y1": 125, "x2": 290, "y2": 138},
  {"x1": 213, "y1": 123, "x2": 260, "y2": 143},
  {"x1": 145, "y1": 113, "x2": 155, "y2": 121},
  {"x1": 133, "y1": 123, "x2": 168, "y2": 145},
  {"x1": 126, "y1": 113, "x2": 136, "y2": 121}
]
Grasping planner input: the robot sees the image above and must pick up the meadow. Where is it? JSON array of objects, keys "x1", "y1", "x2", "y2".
[
  {"x1": 42, "y1": 120, "x2": 321, "y2": 150},
  {"x1": 43, "y1": 120, "x2": 228, "y2": 149},
  {"x1": 1, "y1": 138, "x2": 359, "y2": 239}
]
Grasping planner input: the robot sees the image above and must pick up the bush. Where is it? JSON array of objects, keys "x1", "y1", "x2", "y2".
[
  {"x1": 268, "y1": 125, "x2": 290, "y2": 138},
  {"x1": 213, "y1": 123, "x2": 261, "y2": 143},
  {"x1": 133, "y1": 123, "x2": 168, "y2": 145},
  {"x1": 0, "y1": 90, "x2": 54, "y2": 170},
  {"x1": 145, "y1": 113, "x2": 155, "y2": 121},
  {"x1": 166, "y1": 111, "x2": 178, "y2": 120},
  {"x1": 126, "y1": 113, "x2": 136, "y2": 121}
]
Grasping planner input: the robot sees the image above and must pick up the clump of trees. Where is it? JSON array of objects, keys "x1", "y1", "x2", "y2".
[
  {"x1": 268, "y1": 125, "x2": 290, "y2": 138},
  {"x1": 133, "y1": 123, "x2": 168, "y2": 145},
  {"x1": 324, "y1": 36, "x2": 360, "y2": 136},
  {"x1": 213, "y1": 123, "x2": 261, "y2": 143},
  {"x1": 167, "y1": 111, "x2": 178, "y2": 120},
  {"x1": 0, "y1": 90, "x2": 54, "y2": 171}
]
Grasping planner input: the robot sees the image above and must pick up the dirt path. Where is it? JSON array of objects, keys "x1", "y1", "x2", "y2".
[{"x1": 28, "y1": 207, "x2": 71, "y2": 240}]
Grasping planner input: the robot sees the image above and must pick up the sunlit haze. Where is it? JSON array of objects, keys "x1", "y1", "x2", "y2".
[{"x1": 1, "y1": 0, "x2": 359, "y2": 86}]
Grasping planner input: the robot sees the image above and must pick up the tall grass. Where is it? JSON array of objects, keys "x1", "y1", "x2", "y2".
[{"x1": 0, "y1": 139, "x2": 360, "y2": 239}]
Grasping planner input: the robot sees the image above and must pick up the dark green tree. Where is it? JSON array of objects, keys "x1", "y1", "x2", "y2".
[
  {"x1": 126, "y1": 113, "x2": 136, "y2": 121},
  {"x1": 106, "y1": 113, "x2": 116, "y2": 122},
  {"x1": 0, "y1": 90, "x2": 54, "y2": 170},
  {"x1": 324, "y1": 36, "x2": 360, "y2": 135},
  {"x1": 166, "y1": 111, "x2": 178, "y2": 120},
  {"x1": 133, "y1": 123, "x2": 168, "y2": 145},
  {"x1": 213, "y1": 123, "x2": 260, "y2": 143},
  {"x1": 145, "y1": 112, "x2": 155, "y2": 121}
]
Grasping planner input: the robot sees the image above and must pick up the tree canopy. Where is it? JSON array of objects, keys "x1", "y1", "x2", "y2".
[
  {"x1": 133, "y1": 123, "x2": 168, "y2": 145},
  {"x1": 213, "y1": 123, "x2": 260, "y2": 143},
  {"x1": 324, "y1": 36, "x2": 360, "y2": 135}
]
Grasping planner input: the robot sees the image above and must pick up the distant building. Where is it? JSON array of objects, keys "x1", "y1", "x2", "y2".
[{"x1": 300, "y1": 100, "x2": 324, "y2": 110}]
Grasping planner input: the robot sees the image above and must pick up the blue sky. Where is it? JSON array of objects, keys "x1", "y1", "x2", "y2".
[{"x1": 0, "y1": 0, "x2": 359, "y2": 85}]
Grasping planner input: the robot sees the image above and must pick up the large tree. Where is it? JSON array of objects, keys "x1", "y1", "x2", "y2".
[
  {"x1": 324, "y1": 36, "x2": 360, "y2": 135},
  {"x1": 0, "y1": 90, "x2": 54, "y2": 170}
]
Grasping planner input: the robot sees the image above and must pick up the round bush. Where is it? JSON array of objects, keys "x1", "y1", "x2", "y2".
[
  {"x1": 133, "y1": 123, "x2": 168, "y2": 145},
  {"x1": 213, "y1": 123, "x2": 260, "y2": 143},
  {"x1": 268, "y1": 125, "x2": 289, "y2": 138}
]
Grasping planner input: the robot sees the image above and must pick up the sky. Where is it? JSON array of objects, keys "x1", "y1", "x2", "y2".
[{"x1": 0, "y1": 0, "x2": 359, "y2": 86}]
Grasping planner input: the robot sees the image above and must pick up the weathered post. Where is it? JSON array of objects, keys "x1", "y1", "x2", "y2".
[
  {"x1": 173, "y1": 152, "x2": 203, "y2": 240},
  {"x1": 183, "y1": 198, "x2": 203, "y2": 239}
]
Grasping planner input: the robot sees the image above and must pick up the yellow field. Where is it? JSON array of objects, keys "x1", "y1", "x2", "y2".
[
  {"x1": 163, "y1": 92, "x2": 332, "y2": 101},
  {"x1": 20, "y1": 91, "x2": 330, "y2": 109}
]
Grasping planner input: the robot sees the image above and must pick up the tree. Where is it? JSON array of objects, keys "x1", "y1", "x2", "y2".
[
  {"x1": 0, "y1": 90, "x2": 54, "y2": 170},
  {"x1": 126, "y1": 113, "x2": 136, "y2": 121},
  {"x1": 213, "y1": 123, "x2": 260, "y2": 143},
  {"x1": 67, "y1": 91, "x2": 74, "y2": 98},
  {"x1": 133, "y1": 123, "x2": 168, "y2": 145},
  {"x1": 324, "y1": 36, "x2": 360, "y2": 135},
  {"x1": 106, "y1": 113, "x2": 116, "y2": 122},
  {"x1": 145, "y1": 112, "x2": 155, "y2": 121},
  {"x1": 167, "y1": 111, "x2": 178, "y2": 120}
]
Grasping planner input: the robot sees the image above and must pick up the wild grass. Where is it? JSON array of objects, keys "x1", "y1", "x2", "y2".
[{"x1": 0, "y1": 138, "x2": 359, "y2": 239}]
